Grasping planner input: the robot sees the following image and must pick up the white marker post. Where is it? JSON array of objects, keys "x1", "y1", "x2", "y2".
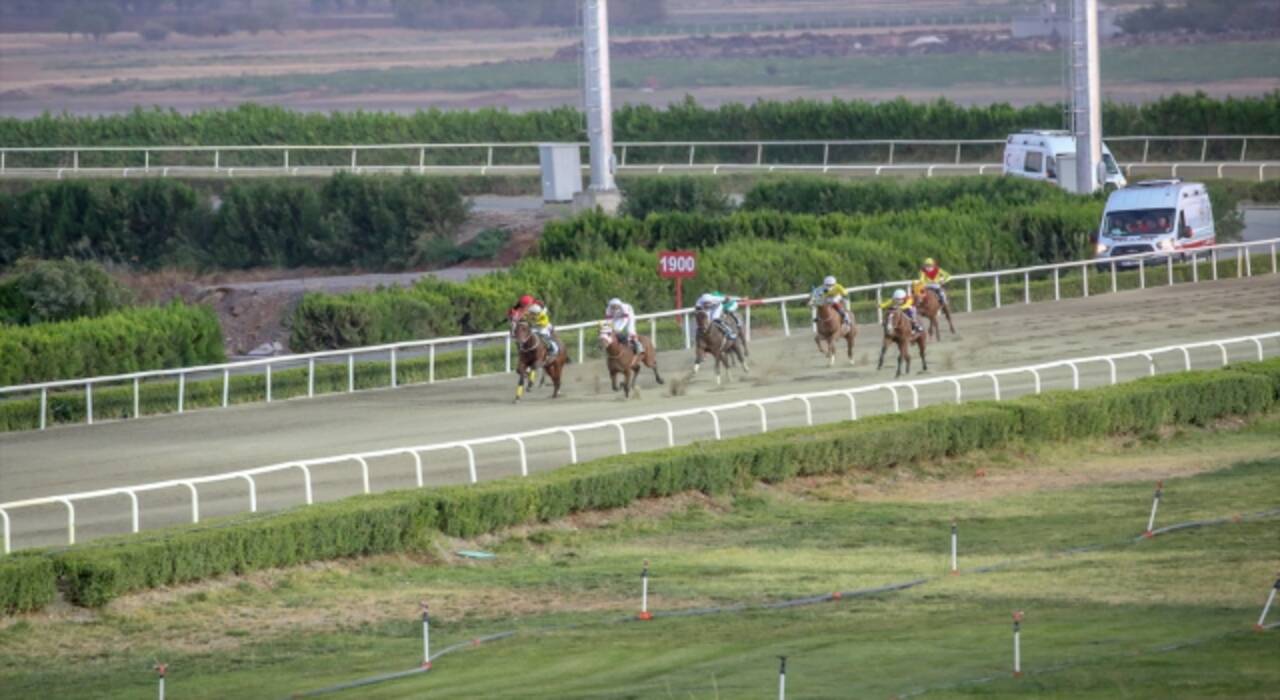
[
  {"x1": 950, "y1": 519, "x2": 959, "y2": 575},
  {"x1": 1144, "y1": 481, "x2": 1164, "y2": 538},
  {"x1": 638, "y1": 560, "x2": 652, "y2": 621},
  {"x1": 1256, "y1": 574, "x2": 1280, "y2": 632},
  {"x1": 155, "y1": 663, "x2": 167, "y2": 700},
  {"x1": 777, "y1": 656, "x2": 787, "y2": 700},
  {"x1": 421, "y1": 601, "x2": 432, "y2": 669},
  {"x1": 1012, "y1": 612, "x2": 1024, "y2": 678}
]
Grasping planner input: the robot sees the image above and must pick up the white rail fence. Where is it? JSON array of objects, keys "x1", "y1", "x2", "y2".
[
  {"x1": 2, "y1": 331, "x2": 1276, "y2": 555},
  {"x1": 3, "y1": 238, "x2": 1278, "y2": 430},
  {"x1": 1, "y1": 136, "x2": 1277, "y2": 180}
]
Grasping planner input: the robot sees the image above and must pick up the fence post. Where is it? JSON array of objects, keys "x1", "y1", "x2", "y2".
[
  {"x1": 86, "y1": 384, "x2": 93, "y2": 425},
  {"x1": 466, "y1": 341, "x2": 473, "y2": 378},
  {"x1": 222, "y1": 369, "x2": 230, "y2": 407},
  {"x1": 214, "y1": 150, "x2": 220, "y2": 170},
  {"x1": 350, "y1": 148, "x2": 357, "y2": 171},
  {"x1": 421, "y1": 602, "x2": 432, "y2": 668},
  {"x1": 419, "y1": 147, "x2": 426, "y2": 173},
  {"x1": 133, "y1": 377, "x2": 141, "y2": 418},
  {"x1": 756, "y1": 143, "x2": 763, "y2": 166},
  {"x1": 391, "y1": 348, "x2": 398, "y2": 388},
  {"x1": 429, "y1": 344, "x2": 436, "y2": 384},
  {"x1": 348, "y1": 354, "x2": 355, "y2": 392},
  {"x1": 1053, "y1": 268, "x2": 1060, "y2": 300},
  {"x1": 505, "y1": 335, "x2": 512, "y2": 373},
  {"x1": 1240, "y1": 138, "x2": 1249, "y2": 162},
  {"x1": 144, "y1": 150, "x2": 150, "y2": 171},
  {"x1": 40, "y1": 388, "x2": 47, "y2": 430},
  {"x1": 308, "y1": 358, "x2": 315, "y2": 398},
  {"x1": 780, "y1": 301, "x2": 791, "y2": 336},
  {"x1": 266, "y1": 364, "x2": 272, "y2": 403},
  {"x1": 888, "y1": 142, "x2": 896, "y2": 164},
  {"x1": 1083, "y1": 264, "x2": 1090, "y2": 297},
  {"x1": 1023, "y1": 271, "x2": 1030, "y2": 304},
  {"x1": 177, "y1": 373, "x2": 185, "y2": 413},
  {"x1": 1111, "y1": 261, "x2": 1118, "y2": 293},
  {"x1": 1142, "y1": 139, "x2": 1150, "y2": 163},
  {"x1": 283, "y1": 149, "x2": 289, "y2": 170},
  {"x1": 994, "y1": 275, "x2": 1001, "y2": 309},
  {"x1": 73, "y1": 150, "x2": 79, "y2": 171}
]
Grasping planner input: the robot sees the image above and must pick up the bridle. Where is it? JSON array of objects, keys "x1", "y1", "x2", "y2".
[{"x1": 515, "y1": 321, "x2": 542, "y2": 354}]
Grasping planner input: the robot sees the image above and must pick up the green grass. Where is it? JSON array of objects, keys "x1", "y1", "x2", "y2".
[
  {"x1": 71, "y1": 41, "x2": 1280, "y2": 97},
  {"x1": 2, "y1": 418, "x2": 1277, "y2": 698}
]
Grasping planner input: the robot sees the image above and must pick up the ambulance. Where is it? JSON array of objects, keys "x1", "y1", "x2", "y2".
[
  {"x1": 1092, "y1": 179, "x2": 1216, "y2": 268},
  {"x1": 1003, "y1": 130, "x2": 1127, "y2": 190}
]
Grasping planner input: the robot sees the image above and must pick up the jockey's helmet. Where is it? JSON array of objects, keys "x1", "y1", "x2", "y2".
[
  {"x1": 893, "y1": 289, "x2": 908, "y2": 302},
  {"x1": 607, "y1": 297, "x2": 622, "y2": 311},
  {"x1": 823, "y1": 275, "x2": 837, "y2": 287},
  {"x1": 923, "y1": 258, "x2": 936, "y2": 267},
  {"x1": 527, "y1": 303, "x2": 544, "y2": 315},
  {"x1": 519, "y1": 294, "x2": 535, "y2": 307}
]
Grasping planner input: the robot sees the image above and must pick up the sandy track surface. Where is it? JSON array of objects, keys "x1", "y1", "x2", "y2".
[{"x1": 2, "y1": 274, "x2": 1278, "y2": 549}]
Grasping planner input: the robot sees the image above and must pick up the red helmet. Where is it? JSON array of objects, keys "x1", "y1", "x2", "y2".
[{"x1": 519, "y1": 295, "x2": 535, "y2": 307}]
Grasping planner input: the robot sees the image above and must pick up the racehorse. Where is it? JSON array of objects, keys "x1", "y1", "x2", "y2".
[
  {"x1": 912, "y1": 281, "x2": 956, "y2": 341},
  {"x1": 694, "y1": 309, "x2": 748, "y2": 385},
  {"x1": 809, "y1": 290, "x2": 858, "y2": 367},
  {"x1": 512, "y1": 320, "x2": 568, "y2": 401},
  {"x1": 598, "y1": 323, "x2": 663, "y2": 398},
  {"x1": 877, "y1": 307, "x2": 927, "y2": 378}
]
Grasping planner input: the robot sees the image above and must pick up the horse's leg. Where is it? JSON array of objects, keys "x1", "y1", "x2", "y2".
[
  {"x1": 814, "y1": 333, "x2": 825, "y2": 355},
  {"x1": 918, "y1": 337, "x2": 929, "y2": 372},
  {"x1": 943, "y1": 304, "x2": 956, "y2": 334},
  {"x1": 694, "y1": 341, "x2": 704, "y2": 374},
  {"x1": 514, "y1": 360, "x2": 527, "y2": 402},
  {"x1": 877, "y1": 339, "x2": 889, "y2": 370},
  {"x1": 896, "y1": 338, "x2": 907, "y2": 378},
  {"x1": 550, "y1": 361, "x2": 562, "y2": 398},
  {"x1": 610, "y1": 365, "x2": 619, "y2": 392},
  {"x1": 845, "y1": 330, "x2": 856, "y2": 365}
]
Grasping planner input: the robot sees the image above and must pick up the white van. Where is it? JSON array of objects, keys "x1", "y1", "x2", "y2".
[
  {"x1": 1003, "y1": 130, "x2": 1127, "y2": 190},
  {"x1": 1093, "y1": 179, "x2": 1215, "y2": 268}
]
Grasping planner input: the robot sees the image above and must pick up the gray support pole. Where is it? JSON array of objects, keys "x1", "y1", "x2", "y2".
[
  {"x1": 1071, "y1": 0, "x2": 1102, "y2": 193},
  {"x1": 584, "y1": 0, "x2": 617, "y2": 193}
]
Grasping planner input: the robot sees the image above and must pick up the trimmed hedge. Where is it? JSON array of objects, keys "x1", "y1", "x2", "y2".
[
  {"x1": 620, "y1": 176, "x2": 733, "y2": 219},
  {"x1": 740, "y1": 176, "x2": 1075, "y2": 216},
  {"x1": 2, "y1": 357, "x2": 1275, "y2": 613},
  {"x1": 0, "y1": 556, "x2": 56, "y2": 614},
  {"x1": 0, "y1": 303, "x2": 224, "y2": 385}
]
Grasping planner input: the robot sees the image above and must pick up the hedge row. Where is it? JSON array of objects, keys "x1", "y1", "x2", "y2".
[
  {"x1": 0, "y1": 259, "x2": 133, "y2": 326},
  {"x1": 3, "y1": 93, "x2": 1276, "y2": 152},
  {"x1": 3, "y1": 357, "x2": 1276, "y2": 612},
  {"x1": 0, "y1": 173, "x2": 468, "y2": 270},
  {"x1": 740, "y1": 175, "x2": 1076, "y2": 216},
  {"x1": 0, "y1": 303, "x2": 224, "y2": 385},
  {"x1": 0, "y1": 556, "x2": 56, "y2": 614}
]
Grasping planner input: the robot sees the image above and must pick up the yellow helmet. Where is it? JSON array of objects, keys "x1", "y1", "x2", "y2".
[{"x1": 923, "y1": 257, "x2": 936, "y2": 267}]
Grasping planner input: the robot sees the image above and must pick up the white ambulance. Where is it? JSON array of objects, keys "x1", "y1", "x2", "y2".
[
  {"x1": 1092, "y1": 179, "x2": 1215, "y2": 268},
  {"x1": 1003, "y1": 130, "x2": 1127, "y2": 190}
]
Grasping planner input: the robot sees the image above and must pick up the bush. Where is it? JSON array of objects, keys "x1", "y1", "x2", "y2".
[
  {"x1": 0, "y1": 174, "x2": 469, "y2": 270},
  {"x1": 620, "y1": 176, "x2": 732, "y2": 219},
  {"x1": 741, "y1": 176, "x2": 1074, "y2": 216},
  {"x1": 2, "y1": 93, "x2": 1276, "y2": 155},
  {"x1": 0, "y1": 556, "x2": 56, "y2": 614},
  {"x1": 0, "y1": 303, "x2": 224, "y2": 385},
  {"x1": 0, "y1": 259, "x2": 133, "y2": 325},
  {"x1": 5, "y1": 357, "x2": 1271, "y2": 612}
]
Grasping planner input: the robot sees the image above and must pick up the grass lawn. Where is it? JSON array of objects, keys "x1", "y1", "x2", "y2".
[
  {"x1": 74, "y1": 40, "x2": 1280, "y2": 97},
  {"x1": 1, "y1": 417, "x2": 1278, "y2": 698}
]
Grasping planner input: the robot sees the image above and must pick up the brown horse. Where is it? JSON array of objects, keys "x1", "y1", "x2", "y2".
[
  {"x1": 512, "y1": 321, "x2": 568, "y2": 401},
  {"x1": 694, "y1": 309, "x2": 748, "y2": 385},
  {"x1": 809, "y1": 290, "x2": 857, "y2": 367},
  {"x1": 912, "y1": 281, "x2": 956, "y2": 341},
  {"x1": 877, "y1": 308, "x2": 928, "y2": 378},
  {"x1": 598, "y1": 324, "x2": 663, "y2": 398}
]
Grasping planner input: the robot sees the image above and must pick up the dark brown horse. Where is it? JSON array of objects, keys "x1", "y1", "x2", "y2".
[
  {"x1": 513, "y1": 320, "x2": 568, "y2": 401},
  {"x1": 598, "y1": 323, "x2": 663, "y2": 398},
  {"x1": 809, "y1": 291, "x2": 857, "y2": 367},
  {"x1": 877, "y1": 308, "x2": 927, "y2": 378},
  {"x1": 912, "y1": 281, "x2": 956, "y2": 341},
  {"x1": 694, "y1": 309, "x2": 748, "y2": 385}
]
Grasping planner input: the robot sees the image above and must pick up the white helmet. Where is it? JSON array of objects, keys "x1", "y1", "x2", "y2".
[
  {"x1": 527, "y1": 303, "x2": 544, "y2": 314},
  {"x1": 893, "y1": 289, "x2": 908, "y2": 302},
  {"x1": 823, "y1": 276, "x2": 837, "y2": 287},
  {"x1": 607, "y1": 297, "x2": 622, "y2": 309}
]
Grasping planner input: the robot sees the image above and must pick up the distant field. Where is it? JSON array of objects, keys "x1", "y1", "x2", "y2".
[
  {"x1": 2, "y1": 418, "x2": 1277, "y2": 698},
  {"x1": 67, "y1": 40, "x2": 1280, "y2": 98}
]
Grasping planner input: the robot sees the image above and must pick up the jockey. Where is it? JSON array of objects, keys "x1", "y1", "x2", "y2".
[
  {"x1": 508, "y1": 294, "x2": 543, "y2": 323},
  {"x1": 605, "y1": 297, "x2": 643, "y2": 355},
  {"x1": 816, "y1": 275, "x2": 852, "y2": 328},
  {"x1": 524, "y1": 302, "x2": 559, "y2": 359},
  {"x1": 695, "y1": 291, "x2": 739, "y2": 340},
  {"x1": 918, "y1": 258, "x2": 952, "y2": 306},
  {"x1": 881, "y1": 288, "x2": 923, "y2": 335}
]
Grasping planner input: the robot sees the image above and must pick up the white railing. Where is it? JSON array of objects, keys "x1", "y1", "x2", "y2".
[
  {"x1": 0, "y1": 136, "x2": 1276, "y2": 180},
  {"x1": 3, "y1": 237, "x2": 1278, "y2": 430},
  {"x1": 2, "y1": 330, "x2": 1275, "y2": 554}
]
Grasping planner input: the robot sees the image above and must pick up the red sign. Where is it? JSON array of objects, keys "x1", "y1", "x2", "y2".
[{"x1": 658, "y1": 250, "x2": 697, "y2": 279}]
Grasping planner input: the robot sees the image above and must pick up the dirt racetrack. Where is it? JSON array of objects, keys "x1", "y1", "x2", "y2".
[{"x1": 2, "y1": 274, "x2": 1278, "y2": 550}]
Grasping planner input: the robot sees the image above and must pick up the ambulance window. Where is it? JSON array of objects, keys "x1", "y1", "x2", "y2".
[{"x1": 1024, "y1": 151, "x2": 1043, "y2": 173}]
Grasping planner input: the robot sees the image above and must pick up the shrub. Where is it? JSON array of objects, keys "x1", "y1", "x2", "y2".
[
  {"x1": 0, "y1": 556, "x2": 56, "y2": 614},
  {"x1": 0, "y1": 259, "x2": 133, "y2": 325},
  {"x1": 620, "y1": 176, "x2": 732, "y2": 219},
  {"x1": 3, "y1": 358, "x2": 1270, "y2": 612},
  {"x1": 0, "y1": 303, "x2": 224, "y2": 385}
]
